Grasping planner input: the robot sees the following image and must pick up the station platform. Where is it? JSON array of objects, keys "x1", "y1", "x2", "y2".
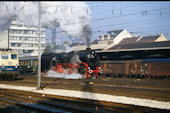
[{"x1": 0, "y1": 83, "x2": 170, "y2": 110}]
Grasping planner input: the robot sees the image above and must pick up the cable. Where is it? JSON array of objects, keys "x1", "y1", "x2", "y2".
[
  {"x1": 0, "y1": 2, "x2": 34, "y2": 15},
  {"x1": 93, "y1": 6, "x2": 170, "y2": 22},
  {"x1": 92, "y1": 13, "x2": 170, "y2": 29},
  {"x1": 92, "y1": 3, "x2": 148, "y2": 16}
]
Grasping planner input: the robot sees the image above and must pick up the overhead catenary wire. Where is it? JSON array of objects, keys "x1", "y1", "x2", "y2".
[
  {"x1": 0, "y1": 2, "x2": 34, "y2": 14},
  {"x1": 52, "y1": 12, "x2": 170, "y2": 35},
  {"x1": 93, "y1": 6, "x2": 170, "y2": 21},
  {"x1": 1, "y1": 2, "x2": 170, "y2": 40}
]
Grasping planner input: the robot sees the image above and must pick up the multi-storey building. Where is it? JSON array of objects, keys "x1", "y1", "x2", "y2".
[{"x1": 0, "y1": 20, "x2": 46, "y2": 57}]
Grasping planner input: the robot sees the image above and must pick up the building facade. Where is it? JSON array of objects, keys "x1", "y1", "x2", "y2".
[
  {"x1": 0, "y1": 20, "x2": 46, "y2": 57},
  {"x1": 103, "y1": 29, "x2": 132, "y2": 50}
]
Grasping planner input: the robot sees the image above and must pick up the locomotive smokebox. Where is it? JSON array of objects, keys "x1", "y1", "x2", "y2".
[{"x1": 86, "y1": 47, "x2": 91, "y2": 52}]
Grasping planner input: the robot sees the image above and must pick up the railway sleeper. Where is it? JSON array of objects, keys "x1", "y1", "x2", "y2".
[
  {"x1": 0, "y1": 92, "x2": 95, "y2": 113},
  {"x1": 1, "y1": 90, "x2": 168, "y2": 113},
  {"x1": 0, "y1": 96, "x2": 65, "y2": 113}
]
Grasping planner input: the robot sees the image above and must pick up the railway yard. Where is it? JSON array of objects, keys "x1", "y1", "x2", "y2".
[
  {"x1": 1, "y1": 1, "x2": 170, "y2": 113},
  {"x1": 0, "y1": 75, "x2": 170, "y2": 113}
]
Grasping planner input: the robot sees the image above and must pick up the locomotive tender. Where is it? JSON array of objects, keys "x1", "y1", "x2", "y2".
[
  {"x1": 41, "y1": 48, "x2": 103, "y2": 78},
  {"x1": 0, "y1": 51, "x2": 19, "y2": 80}
]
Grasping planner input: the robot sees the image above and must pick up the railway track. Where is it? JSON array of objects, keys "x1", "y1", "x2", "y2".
[
  {"x1": 0, "y1": 89, "x2": 94, "y2": 113},
  {"x1": 0, "y1": 88, "x2": 169, "y2": 113},
  {"x1": 1, "y1": 76, "x2": 170, "y2": 102}
]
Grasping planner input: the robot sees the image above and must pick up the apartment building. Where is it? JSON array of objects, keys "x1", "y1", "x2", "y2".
[{"x1": 0, "y1": 20, "x2": 46, "y2": 57}]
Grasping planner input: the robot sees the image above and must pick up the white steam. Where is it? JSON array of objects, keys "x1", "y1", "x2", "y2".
[
  {"x1": 44, "y1": 70, "x2": 82, "y2": 79},
  {"x1": 0, "y1": 1, "x2": 91, "y2": 40}
]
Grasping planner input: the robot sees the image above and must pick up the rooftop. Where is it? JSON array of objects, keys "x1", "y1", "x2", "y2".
[{"x1": 108, "y1": 41, "x2": 170, "y2": 50}]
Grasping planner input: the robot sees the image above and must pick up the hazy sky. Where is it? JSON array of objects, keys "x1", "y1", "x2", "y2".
[{"x1": 45, "y1": 1, "x2": 170, "y2": 44}]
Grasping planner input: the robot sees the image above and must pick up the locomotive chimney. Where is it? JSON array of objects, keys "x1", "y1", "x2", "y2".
[{"x1": 86, "y1": 47, "x2": 91, "y2": 51}]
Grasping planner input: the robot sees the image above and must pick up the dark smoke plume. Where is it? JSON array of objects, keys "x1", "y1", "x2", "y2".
[{"x1": 83, "y1": 25, "x2": 92, "y2": 49}]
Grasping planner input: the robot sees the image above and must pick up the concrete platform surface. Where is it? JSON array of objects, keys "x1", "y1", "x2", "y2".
[{"x1": 0, "y1": 84, "x2": 170, "y2": 110}]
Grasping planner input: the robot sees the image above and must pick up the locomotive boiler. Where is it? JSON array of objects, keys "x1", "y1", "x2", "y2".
[{"x1": 41, "y1": 48, "x2": 103, "y2": 78}]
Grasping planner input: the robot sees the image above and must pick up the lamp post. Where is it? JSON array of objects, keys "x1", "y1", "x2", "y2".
[{"x1": 37, "y1": 1, "x2": 41, "y2": 90}]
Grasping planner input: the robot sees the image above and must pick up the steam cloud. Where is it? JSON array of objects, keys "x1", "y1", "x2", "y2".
[
  {"x1": 0, "y1": 1, "x2": 92, "y2": 43},
  {"x1": 44, "y1": 70, "x2": 82, "y2": 79}
]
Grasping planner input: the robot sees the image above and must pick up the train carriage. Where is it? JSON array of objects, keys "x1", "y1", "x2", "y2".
[
  {"x1": 18, "y1": 56, "x2": 38, "y2": 74},
  {"x1": 99, "y1": 58, "x2": 170, "y2": 79},
  {"x1": 0, "y1": 51, "x2": 19, "y2": 80}
]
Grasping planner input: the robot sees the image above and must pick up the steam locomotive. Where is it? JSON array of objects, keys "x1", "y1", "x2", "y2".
[{"x1": 41, "y1": 48, "x2": 103, "y2": 78}]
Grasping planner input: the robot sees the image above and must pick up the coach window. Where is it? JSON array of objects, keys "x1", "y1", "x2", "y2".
[
  {"x1": 1, "y1": 54, "x2": 8, "y2": 59},
  {"x1": 11, "y1": 54, "x2": 17, "y2": 59}
]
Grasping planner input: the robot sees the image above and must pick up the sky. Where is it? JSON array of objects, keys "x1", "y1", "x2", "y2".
[{"x1": 46, "y1": 1, "x2": 170, "y2": 44}]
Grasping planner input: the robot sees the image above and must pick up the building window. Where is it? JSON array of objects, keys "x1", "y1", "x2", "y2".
[
  {"x1": 17, "y1": 37, "x2": 22, "y2": 40},
  {"x1": 28, "y1": 50, "x2": 33, "y2": 53},
  {"x1": 99, "y1": 36, "x2": 102, "y2": 40},
  {"x1": 12, "y1": 30, "x2": 23, "y2": 34},
  {"x1": 41, "y1": 31, "x2": 45, "y2": 35},
  {"x1": 17, "y1": 24, "x2": 23, "y2": 27},
  {"x1": 24, "y1": 31, "x2": 28, "y2": 34},
  {"x1": 41, "y1": 44, "x2": 45, "y2": 47},
  {"x1": 11, "y1": 43, "x2": 17, "y2": 47},
  {"x1": 18, "y1": 43, "x2": 21, "y2": 47},
  {"x1": 41, "y1": 38, "x2": 45, "y2": 41},
  {"x1": 104, "y1": 35, "x2": 108, "y2": 40},
  {"x1": 24, "y1": 37, "x2": 27, "y2": 41},
  {"x1": 10, "y1": 36, "x2": 14, "y2": 40},
  {"x1": 11, "y1": 24, "x2": 23, "y2": 27},
  {"x1": 11, "y1": 24, "x2": 17, "y2": 27},
  {"x1": 24, "y1": 44, "x2": 29, "y2": 47}
]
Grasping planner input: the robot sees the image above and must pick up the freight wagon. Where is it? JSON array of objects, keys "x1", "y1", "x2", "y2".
[{"x1": 100, "y1": 58, "x2": 170, "y2": 79}]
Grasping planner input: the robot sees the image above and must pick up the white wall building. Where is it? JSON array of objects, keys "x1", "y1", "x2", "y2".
[
  {"x1": 0, "y1": 20, "x2": 46, "y2": 57},
  {"x1": 102, "y1": 29, "x2": 132, "y2": 50}
]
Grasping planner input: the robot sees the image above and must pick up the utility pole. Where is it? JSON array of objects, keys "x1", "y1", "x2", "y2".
[{"x1": 37, "y1": 1, "x2": 41, "y2": 90}]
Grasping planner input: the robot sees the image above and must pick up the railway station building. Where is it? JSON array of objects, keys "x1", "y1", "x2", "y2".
[
  {"x1": 0, "y1": 19, "x2": 46, "y2": 57},
  {"x1": 69, "y1": 29, "x2": 132, "y2": 51},
  {"x1": 69, "y1": 29, "x2": 168, "y2": 51}
]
